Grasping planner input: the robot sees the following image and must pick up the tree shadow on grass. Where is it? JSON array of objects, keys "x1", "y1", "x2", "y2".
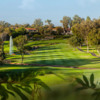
[
  {"x1": 24, "y1": 57, "x2": 100, "y2": 68},
  {"x1": 33, "y1": 51, "x2": 56, "y2": 54},
  {"x1": 37, "y1": 46, "x2": 60, "y2": 51}
]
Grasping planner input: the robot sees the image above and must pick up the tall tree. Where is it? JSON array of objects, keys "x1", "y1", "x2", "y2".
[
  {"x1": 88, "y1": 19, "x2": 100, "y2": 54},
  {"x1": 12, "y1": 27, "x2": 27, "y2": 38},
  {"x1": 86, "y1": 16, "x2": 91, "y2": 22},
  {"x1": 0, "y1": 38, "x2": 4, "y2": 64},
  {"x1": 0, "y1": 37, "x2": 5, "y2": 64},
  {"x1": 60, "y1": 16, "x2": 71, "y2": 32},
  {"x1": 0, "y1": 25, "x2": 6, "y2": 63},
  {"x1": 82, "y1": 20, "x2": 94, "y2": 52},
  {"x1": 14, "y1": 35, "x2": 27, "y2": 64},
  {"x1": 0, "y1": 21, "x2": 11, "y2": 28},
  {"x1": 72, "y1": 15, "x2": 84, "y2": 26},
  {"x1": 72, "y1": 19, "x2": 93, "y2": 52},
  {"x1": 45, "y1": 19, "x2": 54, "y2": 35},
  {"x1": 22, "y1": 23, "x2": 30, "y2": 28},
  {"x1": 32, "y1": 19, "x2": 43, "y2": 30},
  {"x1": 45, "y1": 19, "x2": 51, "y2": 25},
  {"x1": 3, "y1": 27, "x2": 12, "y2": 40},
  {"x1": 71, "y1": 23, "x2": 84, "y2": 48},
  {"x1": 56, "y1": 27, "x2": 63, "y2": 35},
  {"x1": 38, "y1": 26, "x2": 44, "y2": 35},
  {"x1": 69, "y1": 36, "x2": 84, "y2": 50}
]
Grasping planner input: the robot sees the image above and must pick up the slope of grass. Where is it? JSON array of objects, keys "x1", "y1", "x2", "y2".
[
  {"x1": 2, "y1": 39, "x2": 100, "y2": 100},
  {"x1": 5, "y1": 39, "x2": 100, "y2": 68},
  {"x1": 1, "y1": 64, "x2": 100, "y2": 87}
]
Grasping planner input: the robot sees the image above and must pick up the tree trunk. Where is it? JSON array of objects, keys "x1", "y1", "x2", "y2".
[
  {"x1": 87, "y1": 45, "x2": 89, "y2": 53},
  {"x1": 21, "y1": 53, "x2": 24, "y2": 65},
  {"x1": 93, "y1": 48, "x2": 95, "y2": 53},
  {"x1": 86, "y1": 38, "x2": 89, "y2": 53},
  {"x1": 80, "y1": 45, "x2": 82, "y2": 49},
  {"x1": 93, "y1": 48, "x2": 94, "y2": 53},
  {"x1": 1, "y1": 42, "x2": 5, "y2": 60},
  {"x1": 97, "y1": 49, "x2": 100, "y2": 55}
]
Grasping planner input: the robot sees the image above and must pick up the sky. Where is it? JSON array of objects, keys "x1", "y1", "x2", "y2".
[{"x1": 0, "y1": 0, "x2": 100, "y2": 26}]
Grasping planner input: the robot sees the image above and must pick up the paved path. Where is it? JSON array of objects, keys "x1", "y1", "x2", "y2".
[{"x1": 77, "y1": 47, "x2": 100, "y2": 58}]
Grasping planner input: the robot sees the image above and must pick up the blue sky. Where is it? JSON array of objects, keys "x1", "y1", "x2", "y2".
[{"x1": 0, "y1": 0, "x2": 100, "y2": 26}]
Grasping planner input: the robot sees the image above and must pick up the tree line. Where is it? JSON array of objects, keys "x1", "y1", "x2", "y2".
[
  {"x1": 69, "y1": 16, "x2": 100, "y2": 55},
  {"x1": 0, "y1": 15, "x2": 85, "y2": 41},
  {"x1": 1, "y1": 15, "x2": 100, "y2": 64}
]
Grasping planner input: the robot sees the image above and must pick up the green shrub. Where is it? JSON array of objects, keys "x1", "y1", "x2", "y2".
[
  {"x1": 38, "y1": 70, "x2": 53, "y2": 76},
  {"x1": 24, "y1": 45, "x2": 32, "y2": 51},
  {"x1": 33, "y1": 34, "x2": 43, "y2": 40},
  {"x1": 63, "y1": 35, "x2": 73, "y2": 38}
]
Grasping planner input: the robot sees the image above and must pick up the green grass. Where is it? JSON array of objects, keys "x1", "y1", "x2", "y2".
[
  {"x1": 5, "y1": 40, "x2": 100, "y2": 68},
  {"x1": 4, "y1": 39, "x2": 100, "y2": 86},
  {"x1": 1, "y1": 64, "x2": 100, "y2": 87},
  {"x1": 2, "y1": 39, "x2": 100, "y2": 100}
]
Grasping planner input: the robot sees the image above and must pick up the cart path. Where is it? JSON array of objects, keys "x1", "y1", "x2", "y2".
[{"x1": 77, "y1": 47, "x2": 100, "y2": 58}]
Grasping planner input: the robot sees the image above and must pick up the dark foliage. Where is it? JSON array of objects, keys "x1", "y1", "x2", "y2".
[
  {"x1": 0, "y1": 68, "x2": 51, "y2": 100},
  {"x1": 76, "y1": 74, "x2": 100, "y2": 100}
]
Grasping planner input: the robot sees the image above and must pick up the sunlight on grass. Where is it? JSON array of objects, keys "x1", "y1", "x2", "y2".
[{"x1": 5, "y1": 40, "x2": 100, "y2": 68}]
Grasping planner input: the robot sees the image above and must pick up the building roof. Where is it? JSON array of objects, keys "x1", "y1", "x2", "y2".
[
  {"x1": 52, "y1": 28, "x2": 57, "y2": 31},
  {"x1": 25, "y1": 28, "x2": 37, "y2": 30}
]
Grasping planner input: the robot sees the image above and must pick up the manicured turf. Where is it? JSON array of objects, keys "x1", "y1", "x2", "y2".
[
  {"x1": 2, "y1": 39, "x2": 100, "y2": 100},
  {"x1": 3, "y1": 39, "x2": 100, "y2": 83},
  {"x1": 3, "y1": 39, "x2": 100, "y2": 87},
  {"x1": 1, "y1": 64, "x2": 100, "y2": 87},
  {"x1": 5, "y1": 39, "x2": 100, "y2": 68}
]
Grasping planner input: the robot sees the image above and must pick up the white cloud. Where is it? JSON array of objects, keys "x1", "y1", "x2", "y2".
[{"x1": 19, "y1": 0, "x2": 35, "y2": 9}]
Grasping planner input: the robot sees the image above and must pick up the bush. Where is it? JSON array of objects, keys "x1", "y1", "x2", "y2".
[
  {"x1": 38, "y1": 70, "x2": 53, "y2": 76},
  {"x1": 63, "y1": 35, "x2": 73, "y2": 38},
  {"x1": 24, "y1": 45, "x2": 32, "y2": 51},
  {"x1": 39, "y1": 70, "x2": 46, "y2": 76},
  {"x1": 54, "y1": 35, "x2": 63, "y2": 39},
  {"x1": 69, "y1": 36, "x2": 84, "y2": 48},
  {"x1": 33, "y1": 34, "x2": 43, "y2": 40},
  {"x1": 0, "y1": 61, "x2": 3, "y2": 65}
]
